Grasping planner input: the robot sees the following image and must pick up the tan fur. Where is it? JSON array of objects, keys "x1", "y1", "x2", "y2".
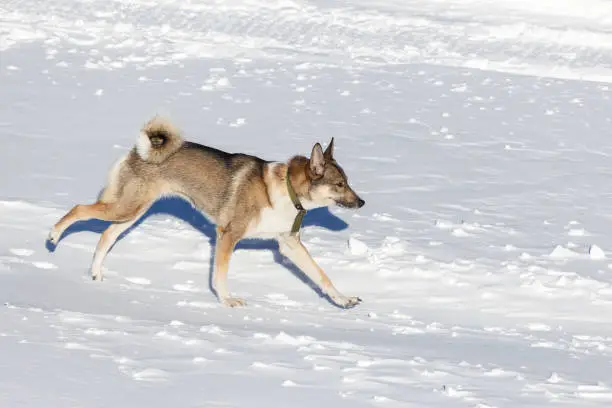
[{"x1": 48, "y1": 117, "x2": 364, "y2": 308}]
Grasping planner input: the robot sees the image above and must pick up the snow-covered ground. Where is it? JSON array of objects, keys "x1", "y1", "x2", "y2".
[{"x1": 2, "y1": 0, "x2": 612, "y2": 406}]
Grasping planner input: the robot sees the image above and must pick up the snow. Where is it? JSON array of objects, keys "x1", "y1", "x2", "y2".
[
  {"x1": 589, "y1": 245, "x2": 606, "y2": 260},
  {"x1": 2, "y1": 0, "x2": 612, "y2": 407},
  {"x1": 348, "y1": 236, "x2": 370, "y2": 256}
]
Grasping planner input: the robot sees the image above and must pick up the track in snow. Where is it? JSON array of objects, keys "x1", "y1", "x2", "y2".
[{"x1": 3, "y1": 0, "x2": 612, "y2": 81}]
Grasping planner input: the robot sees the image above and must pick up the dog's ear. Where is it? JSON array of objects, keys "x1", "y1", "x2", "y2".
[
  {"x1": 309, "y1": 143, "x2": 325, "y2": 178},
  {"x1": 323, "y1": 137, "x2": 335, "y2": 160}
]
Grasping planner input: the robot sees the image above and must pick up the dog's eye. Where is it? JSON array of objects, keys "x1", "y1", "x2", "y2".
[{"x1": 336, "y1": 182, "x2": 345, "y2": 188}]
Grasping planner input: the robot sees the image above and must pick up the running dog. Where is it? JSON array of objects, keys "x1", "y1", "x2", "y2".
[{"x1": 48, "y1": 116, "x2": 365, "y2": 308}]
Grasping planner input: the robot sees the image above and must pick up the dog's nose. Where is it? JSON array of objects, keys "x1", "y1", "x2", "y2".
[{"x1": 357, "y1": 198, "x2": 365, "y2": 208}]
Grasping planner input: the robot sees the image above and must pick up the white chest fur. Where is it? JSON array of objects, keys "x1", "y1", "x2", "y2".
[
  {"x1": 243, "y1": 162, "x2": 324, "y2": 239},
  {"x1": 243, "y1": 162, "x2": 298, "y2": 239},
  {"x1": 245, "y1": 198, "x2": 298, "y2": 239}
]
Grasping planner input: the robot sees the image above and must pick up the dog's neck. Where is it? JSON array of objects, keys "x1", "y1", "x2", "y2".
[
  {"x1": 286, "y1": 167, "x2": 305, "y2": 212},
  {"x1": 286, "y1": 156, "x2": 311, "y2": 199}
]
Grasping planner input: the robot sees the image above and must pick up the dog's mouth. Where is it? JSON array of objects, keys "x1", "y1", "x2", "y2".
[
  {"x1": 335, "y1": 200, "x2": 352, "y2": 208},
  {"x1": 335, "y1": 198, "x2": 365, "y2": 209}
]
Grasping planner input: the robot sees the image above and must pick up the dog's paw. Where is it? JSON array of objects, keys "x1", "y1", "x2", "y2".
[
  {"x1": 221, "y1": 297, "x2": 247, "y2": 308},
  {"x1": 333, "y1": 295, "x2": 362, "y2": 309},
  {"x1": 47, "y1": 228, "x2": 61, "y2": 245}
]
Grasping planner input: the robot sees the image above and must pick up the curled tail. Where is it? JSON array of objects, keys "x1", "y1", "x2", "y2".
[{"x1": 135, "y1": 116, "x2": 184, "y2": 164}]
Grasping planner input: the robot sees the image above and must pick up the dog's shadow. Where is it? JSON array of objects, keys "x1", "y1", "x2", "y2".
[{"x1": 47, "y1": 197, "x2": 349, "y2": 304}]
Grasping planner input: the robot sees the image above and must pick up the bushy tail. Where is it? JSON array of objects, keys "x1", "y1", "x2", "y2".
[{"x1": 135, "y1": 116, "x2": 184, "y2": 164}]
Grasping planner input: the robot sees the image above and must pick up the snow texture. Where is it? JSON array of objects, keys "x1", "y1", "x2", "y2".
[{"x1": 2, "y1": 0, "x2": 612, "y2": 407}]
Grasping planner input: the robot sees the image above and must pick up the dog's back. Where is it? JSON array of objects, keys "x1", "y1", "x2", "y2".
[{"x1": 103, "y1": 118, "x2": 271, "y2": 228}]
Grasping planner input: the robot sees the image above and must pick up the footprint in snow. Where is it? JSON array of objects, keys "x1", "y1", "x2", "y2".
[
  {"x1": 264, "y1": 293, "x2": 301, "y2": 307},
  {"x1": 173, "y1": 282, "x2": 201, "y2": 292},
  {"x1": 32, "y1": 261, "x2": 57, "y2": 270},
  {"x1": 64, "y1": 342, "x2": 97, "y2": 351},
  {"x1": 9, "y1": 248, "x2": 34, "y2": 257},
  {"x1": 131, "y1": 368, "x2": 169, "y2": 382},
  {"x1": 124, "y1": 277, "x2": 151, "y2": 285},
  {"x1": 7, "y1": 248, "x2": 52, "y2": 269},
  {"x1": 192, "y1": 357, "x2": 209, "y2": 364},
  {"x1": 172, "y1": 261, "x2": 207, "y2": 271},
  {"x1": 176, "y1": 300, "x2": 218, "y2": 310},
  {"x1": 281, "y1": 380, "x2": 298, "y2": 387}
]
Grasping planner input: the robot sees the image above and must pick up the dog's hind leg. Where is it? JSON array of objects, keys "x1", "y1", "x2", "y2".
[
  {"x1": 90, "y1": 206, "x2": 150, "y2": 281},
  {"x1": 212, "y1": 225, "x2": 245, "y2": 307},
  {"x1": 48, "y1": 201, "x2": 145, "y2": 245}
]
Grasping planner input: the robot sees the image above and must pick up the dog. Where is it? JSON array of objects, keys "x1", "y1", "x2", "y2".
[{"x1": 48, "y1": 116, "x2": 365, "y2": 308}]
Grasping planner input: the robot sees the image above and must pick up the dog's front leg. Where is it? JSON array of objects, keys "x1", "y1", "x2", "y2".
[
  {"x1": 213, "y1": 227, "x2": 246, "y2": 307},
  {"x1": 278, "y1": 234, "x2": 361, "y2": 308}
]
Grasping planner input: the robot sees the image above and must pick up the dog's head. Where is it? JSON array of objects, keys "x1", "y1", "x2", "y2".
[{"x1": 306, "y1": 138, "x2": 365, "y2": 209}]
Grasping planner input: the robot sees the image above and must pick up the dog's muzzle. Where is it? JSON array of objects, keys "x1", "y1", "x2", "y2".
[{"x1": 337, "y1": 198, "x2": 365, "y2": 209}]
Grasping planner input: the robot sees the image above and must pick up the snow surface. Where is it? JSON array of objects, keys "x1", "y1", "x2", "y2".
[{"x1": 2, "y1": 0, "x2": 612, "y2": 406}]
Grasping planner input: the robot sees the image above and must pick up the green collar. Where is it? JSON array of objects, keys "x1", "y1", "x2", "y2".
[{"x1": 286, "y1": 168, "x2": 307, "y2": 235}]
